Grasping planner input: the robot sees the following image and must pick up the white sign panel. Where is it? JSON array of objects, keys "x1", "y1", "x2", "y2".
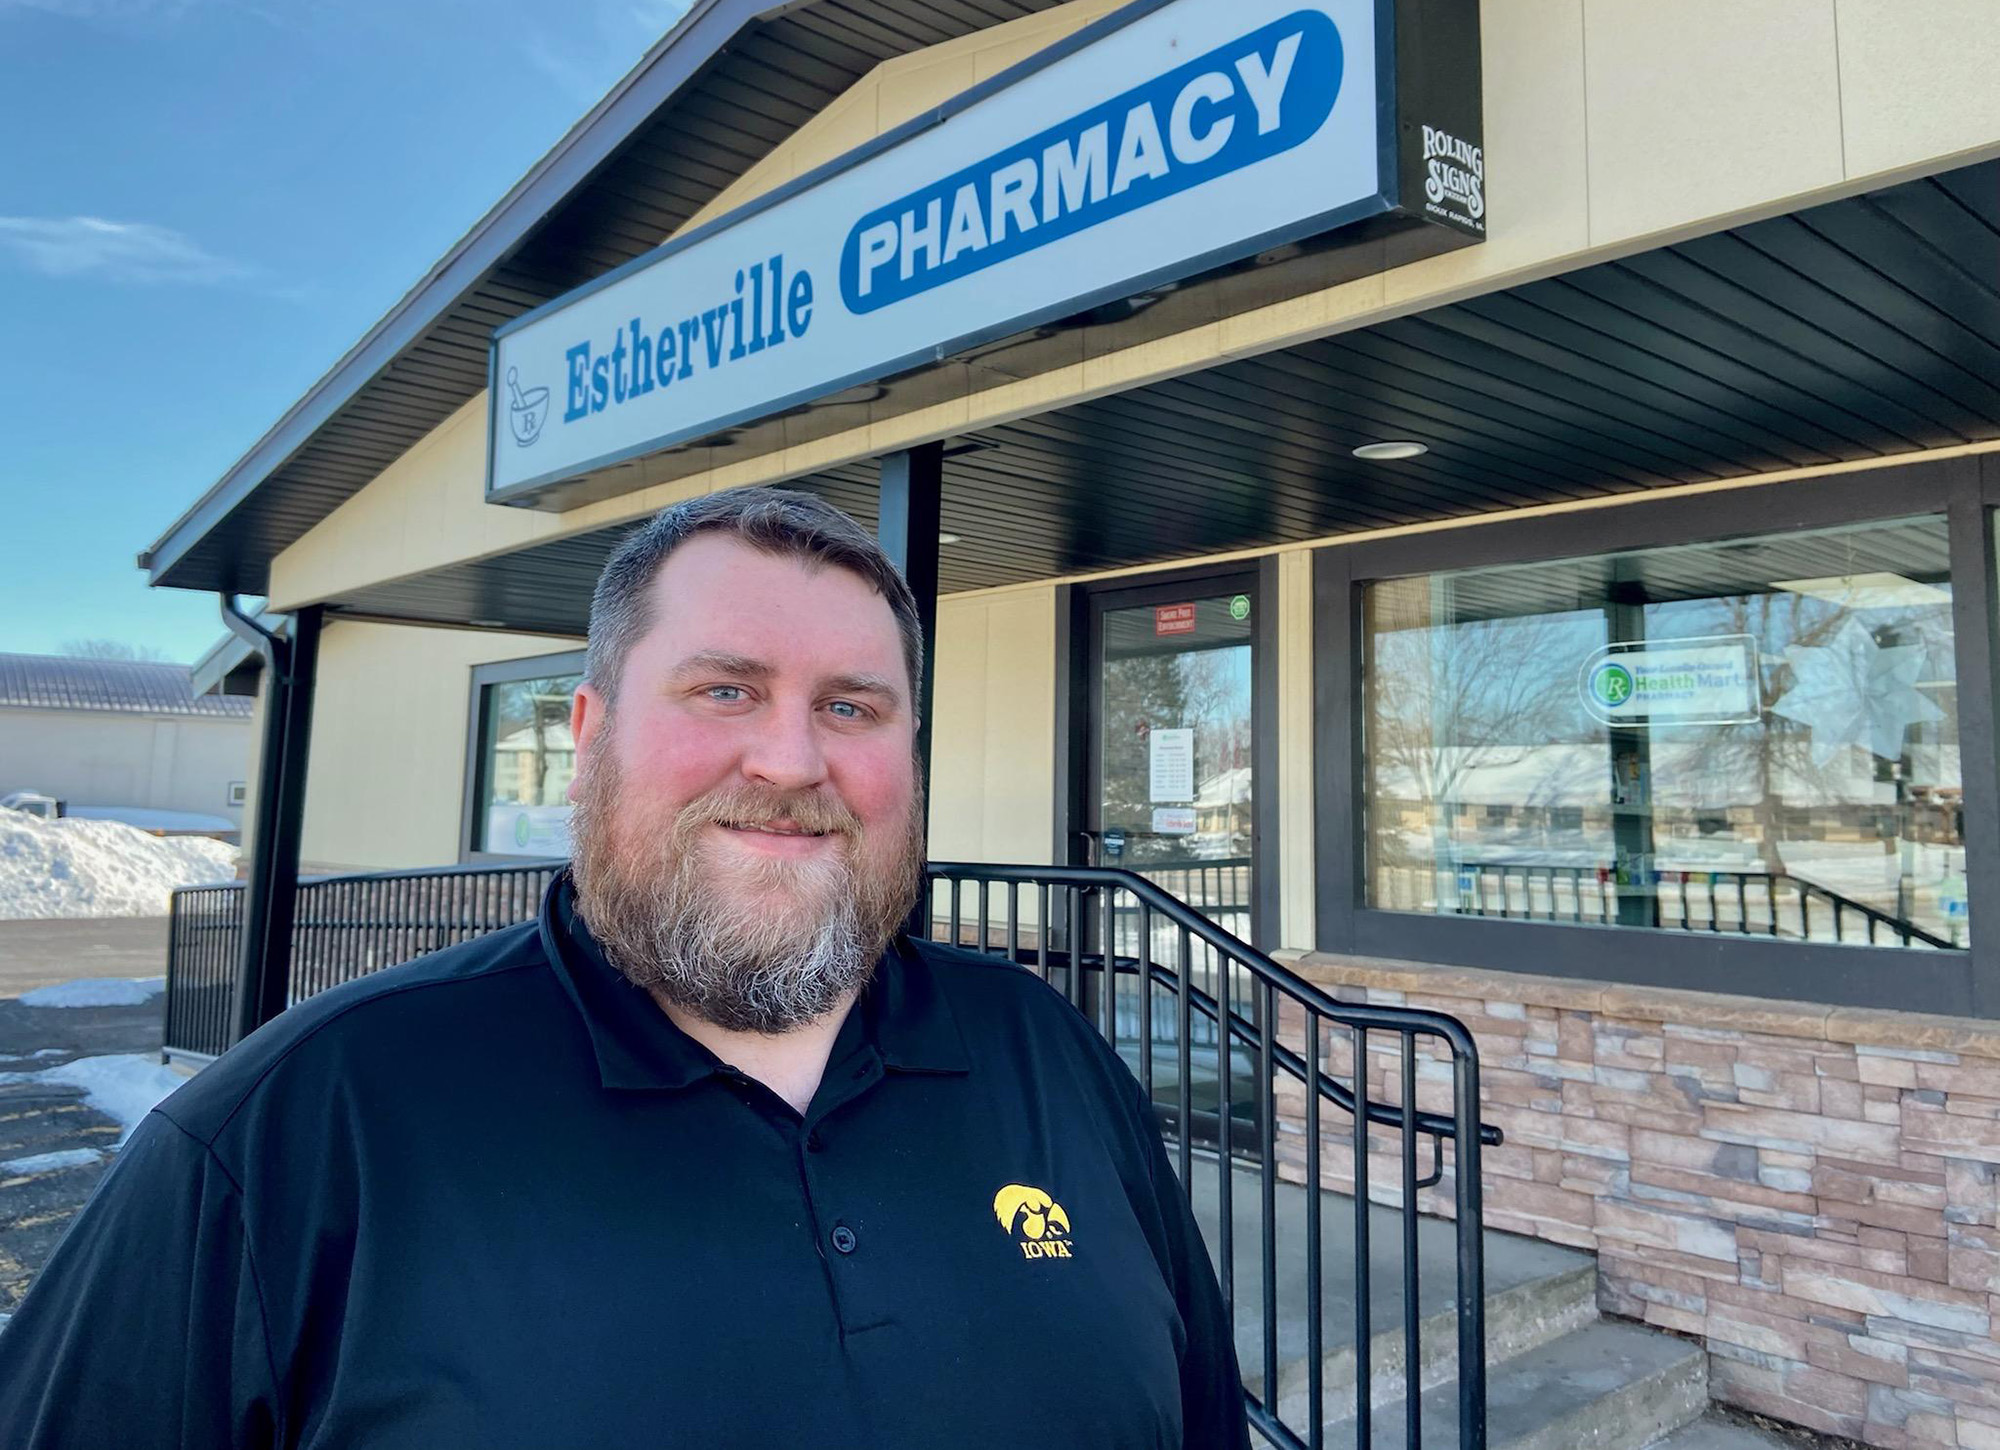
[
  {"x1": 1579, "y1": 635, "x2": 1761, "y2": 727},
  {"x1": 485, "y1": 803, "x2": 573, "y2": 857},
  {"x1": 1152, "y1": 806, "x2": 1198, "y2": 835},
  {"x1": 1149, "y1": 727, "x2": 1196, "y2": 802},
  {"x1": 490, "y1": 0, "x2": 1382, "y2": 497}
]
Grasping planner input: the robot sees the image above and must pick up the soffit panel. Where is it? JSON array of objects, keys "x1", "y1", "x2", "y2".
[{"x1": 313, "y1": 162, "x2": 2000, "y2": 632}]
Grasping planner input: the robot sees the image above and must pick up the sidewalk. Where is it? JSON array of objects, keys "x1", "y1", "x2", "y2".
[{"x1": 0, "y1": 919, "x2": 180, "y2": 1314}]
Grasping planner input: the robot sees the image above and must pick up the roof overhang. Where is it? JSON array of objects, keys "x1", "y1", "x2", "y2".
[
  {"x1": 142, "y1": 0, "x2": 1074, "y2": 596},
  {"x1": 298, "y1": 159, "x2": 2000, "y2": 635}
]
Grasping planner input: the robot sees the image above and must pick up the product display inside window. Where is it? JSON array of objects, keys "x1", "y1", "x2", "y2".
[
  {"x1": 474, "y1": 672, "x2": 581, "y2": 856},
  {"x1": 1362, "y1": 516, "x2": 1965, "y2": 949}
]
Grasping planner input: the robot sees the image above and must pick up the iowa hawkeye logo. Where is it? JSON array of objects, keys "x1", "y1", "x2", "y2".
[{"x1": 994, "y1": 1184, "x2": 1074, "y2": 1261}]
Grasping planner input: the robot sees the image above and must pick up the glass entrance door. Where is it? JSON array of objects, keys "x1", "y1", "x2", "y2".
[
  {"x1": 1092, "y1": 586, "x2": 1258, "y2": 928},
  {"x1": 1086, "y1": 575, "x2": 1263, "y2": 1152}
]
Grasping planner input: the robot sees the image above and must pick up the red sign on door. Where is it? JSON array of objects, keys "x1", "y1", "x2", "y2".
[{"x1": 1154, "y1": 603, "x2": 1196, "y2": 636}]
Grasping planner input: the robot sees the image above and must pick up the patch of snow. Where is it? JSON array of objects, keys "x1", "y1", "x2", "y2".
[
  {"x1": 19, "y1": 976, "x2": 167, "y2": 1008},
  {"x1": 0, "y1": 1049, "x2": 69, "y2": 1062},
  {"x1": 66, "y1": 806, "x2": 238, "y2": 836},
  {"x1": 0, "y1": 1148, "x2": 103, "y2": 1175},
  {"x1": 0, "y1": 814, "x2": 236, "y2": 920},
  {"x1": 0, "y1": 1055, "x2": 186, "y2": 1142}
]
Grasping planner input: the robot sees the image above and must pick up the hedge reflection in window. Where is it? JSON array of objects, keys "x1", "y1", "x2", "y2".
[{"x1": 1362, "y1": 516, "x2": 1965, "y2": 950}]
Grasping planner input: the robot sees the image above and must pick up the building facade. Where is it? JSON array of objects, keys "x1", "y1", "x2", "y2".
[
  {"x1": 0, "y1": 653, "x2": 254, "y2": 834},
  {"x1": 150, "y1": 3, "x2": 2000, "y2": 1444}
]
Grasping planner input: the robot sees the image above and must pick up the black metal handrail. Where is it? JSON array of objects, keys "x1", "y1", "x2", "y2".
[
  {"x1": 169, "y1": 857, "x2": 1501, "y2": 1445},
  {"x1": 164, "y1": 860, "x2": 561, "y2": 1058},
  {"x1": 925, "y1": 862, "x2": 1500, "y2": 1450},
  {"x1": 1447, "y1": 860, "x2": 1957, "y2": 950}
]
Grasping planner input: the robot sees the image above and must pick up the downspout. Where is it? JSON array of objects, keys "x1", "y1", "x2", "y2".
[{"x1": 219, "y1": 594, "x2": 321, "y2": 1044}]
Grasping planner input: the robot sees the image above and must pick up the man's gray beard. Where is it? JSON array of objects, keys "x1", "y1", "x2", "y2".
[{"x1": 568, "y1": 749, "x2": 924, "y2": 1035}]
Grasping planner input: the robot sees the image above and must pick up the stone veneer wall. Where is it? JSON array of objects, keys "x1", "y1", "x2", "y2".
[{"x1": 1275, "y1": 954, "x2": 2000, "y2": 1450}]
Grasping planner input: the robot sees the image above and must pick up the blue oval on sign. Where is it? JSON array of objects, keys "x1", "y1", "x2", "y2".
[{"x1": 839, "y1": 10, "x2": 1343, "y2": 315}]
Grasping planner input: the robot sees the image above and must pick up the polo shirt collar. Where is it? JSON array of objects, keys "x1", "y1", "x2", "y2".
[{"x1": 538, "y1": 870, "x2": 969, "y2": 1092}]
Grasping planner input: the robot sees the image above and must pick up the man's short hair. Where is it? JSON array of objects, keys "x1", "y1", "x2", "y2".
[{"x1": 585, "y1": 486, "x2": 925, "y2": 717}]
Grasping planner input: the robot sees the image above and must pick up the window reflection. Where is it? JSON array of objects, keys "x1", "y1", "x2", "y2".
[
  {"x1": 476, "y1": 673, "x2": 580, "y2": 856},
  {"x1": 1098, "y1": 595, "x2": 1255, "y2": 939},
  {"x1": 1363, "y1": 516, "x2": 1965, "y2": 950}
]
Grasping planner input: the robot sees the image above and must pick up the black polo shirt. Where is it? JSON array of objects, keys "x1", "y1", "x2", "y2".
[{"x1": 0, "y1": 871, "x2": 1248, "y2": 1449}]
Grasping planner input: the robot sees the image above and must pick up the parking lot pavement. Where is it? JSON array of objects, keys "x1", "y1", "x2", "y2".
[
  {"x1": 0, "y1": 918, "x2": 176, "y2": 1313},
  {"x1": 0, "y1": 916, "x2": 171, "y2": 997}
]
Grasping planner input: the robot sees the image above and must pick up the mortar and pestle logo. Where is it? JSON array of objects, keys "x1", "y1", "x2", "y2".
[{"x1": 505, "y1": 367, "x2": 550, "y2": 446}]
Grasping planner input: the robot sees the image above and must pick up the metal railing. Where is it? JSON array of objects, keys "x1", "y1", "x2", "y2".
[
  {"x1": 924, "y1": 863, "x2": 1501, "y2": 1450},
  {"x1": 162, "y1": 884, "x2": 248, "y2": 1060},
  {"x1": 1128, "y1": 854, "x2": 1253, "y2": 943},
  {"x1": 1443, "y1": 861, "x2": 1956, "y2": 949},
  {"x1": 164, "y1": 861, "x2": 560, "y2": 1058},
  {"x1": 168, "y1": 857, "x2": 1502, "y2": 1444}
]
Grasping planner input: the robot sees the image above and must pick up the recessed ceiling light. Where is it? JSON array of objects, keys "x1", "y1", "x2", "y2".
[
  {"x1": 939, "y1": 532, "x2": 962, "y2": 545},
  {"x1": 1352, "y1": 441, "x2": 1429, "y2": 461}
]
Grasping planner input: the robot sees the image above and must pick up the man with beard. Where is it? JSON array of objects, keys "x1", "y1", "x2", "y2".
[{"x1": 0, "y1": 487, "x2": 1249, "y2": 1449}]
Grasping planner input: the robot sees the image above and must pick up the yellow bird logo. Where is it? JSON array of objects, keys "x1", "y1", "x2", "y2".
[{"x1": 993, "y1": 1183, "x2": 1071, "y2": 1242}]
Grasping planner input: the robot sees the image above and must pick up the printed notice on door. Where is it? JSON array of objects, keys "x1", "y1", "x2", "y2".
[{"x1": 1149, "y1": 727, "x2": 1195, "y2": 802}]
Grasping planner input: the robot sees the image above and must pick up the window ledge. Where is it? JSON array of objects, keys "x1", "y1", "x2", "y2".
[{"x1": 1290, "y1": 949, "x2": 2000, "y2": 1058}]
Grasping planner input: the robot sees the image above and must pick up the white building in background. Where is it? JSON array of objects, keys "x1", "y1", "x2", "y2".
[{"x1": 0, "y1": 654, "x2": 254, "y2": 837}]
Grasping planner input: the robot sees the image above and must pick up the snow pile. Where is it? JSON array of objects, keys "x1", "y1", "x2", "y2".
[
  {"x1": 0, "y1": 813, "x2": 236, "y2": 920},
  {"x1": 0, "y1": 1055, "x2": 187, "y2": 1143},
  {"x1": 1, "y1": 1148, "x2": 103, "y2": 1176},
  {"x1": 19, "y1": 976, "x2": 166, "y2": 1008}
]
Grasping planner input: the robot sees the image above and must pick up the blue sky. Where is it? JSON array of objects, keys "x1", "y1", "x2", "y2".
[{"x1": 0, "y1": 0, "x2": 690, "y2": 663}]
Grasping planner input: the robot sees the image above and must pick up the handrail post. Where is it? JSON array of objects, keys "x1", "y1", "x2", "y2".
[{"x1": 1453, "y1": 1032, "x2": 1487, "y2": 1450}]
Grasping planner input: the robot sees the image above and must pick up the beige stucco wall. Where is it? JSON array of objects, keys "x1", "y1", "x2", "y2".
[
  {"x1": 265, "y1": 0, "x2": 2000, "y2": 617},
  {"x1": 234, "y1": 676, "x2": 270, "y2": 873},
  {"x1": 928, "y1": 586, "x2": 1059, "y2": 867},
  {"x1": 298, "y1": 621, "x2": 579, "y2": 872},
  {"x1": 290, "y1": 600, "x2": 1056, "y2": 880},
  {"x1": 289, "y1": 598, "x2": 1052, "y2": 877},
  {"x1": 1276, "y1": 548, "x2": 1315, "y2": 950},
  {"x1": 262, "y1": 596, "x2": 1064, "y2": 876}
]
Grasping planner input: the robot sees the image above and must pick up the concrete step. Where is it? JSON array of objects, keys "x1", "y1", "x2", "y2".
[
  {"x1": 1185, "y1": 1161, "x2": 1598, "y2": 1421},
  {"x1": 1182, "y1": 1160, "x2": 1712, "y2": 1449},
  {"x1": 1324, "y1": 1319, "x2": 1708, "y2": 1450},
  {"x1": 1647, "y1": 1413, "x2": 1798, "y2": 1450}
]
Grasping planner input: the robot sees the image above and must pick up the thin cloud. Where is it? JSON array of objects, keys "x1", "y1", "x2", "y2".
[
  {"x1": 0, "y1": 215, "x2": 245, "y2": 284},
  {"x1": 516, "y1": 0, "x2": 694, "y2": 107},
  {"x1": 628, "y1": 0, "x2": 690, "y2": 32},
  {"x1": 0, "y1": 0, "x2": 200, "y2": 18}
]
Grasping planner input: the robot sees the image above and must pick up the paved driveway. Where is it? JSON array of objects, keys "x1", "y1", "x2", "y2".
[
  {"x1": 0, "y1": 916, "x2": 174, "y2": 1312},
  {"x1": 0, "y1": 916, "x2": 171, "y2": 996}
]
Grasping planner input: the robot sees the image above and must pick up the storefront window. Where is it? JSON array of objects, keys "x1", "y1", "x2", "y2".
[
  {"x1": 473, "y1": 671, "x2": 580, "y2": 856},
  {"x1": 1362, "y1": 516, "x2": 1965, "y2": 949}
]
